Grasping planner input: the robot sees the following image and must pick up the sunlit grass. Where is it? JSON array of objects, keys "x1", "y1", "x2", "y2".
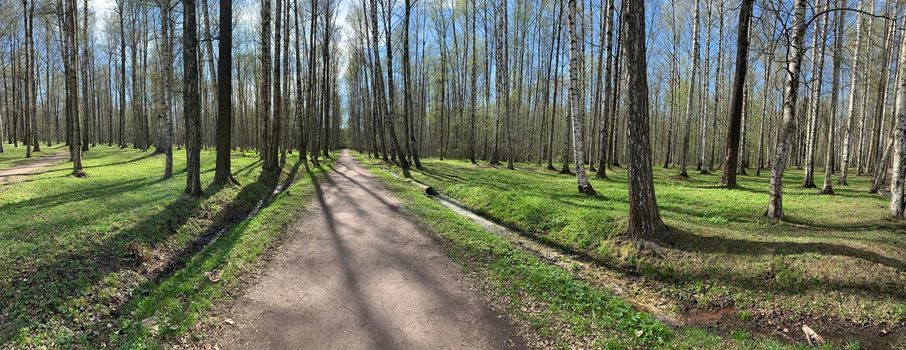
[
  {"x1": 0, "y1": 145, "x2": 333, "y2": 348},
  {"x1": 381, "y1": 157, "x2": 906, "y2": 328}
]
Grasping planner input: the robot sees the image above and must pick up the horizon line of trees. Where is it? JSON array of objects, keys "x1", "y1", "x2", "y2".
[{"x1": 0, "y1": 0, "x2": 346, "y2": 194}]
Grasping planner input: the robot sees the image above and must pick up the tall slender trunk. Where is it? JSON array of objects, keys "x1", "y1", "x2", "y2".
[
  {"x1": 496, "y1": 0, "x2": 513, "y2": 170},
  {"x1": 368, "y1": 0, "x2": 410, "y2": 176},
  {"x1": 803, "y1": 0, "x2": 829, "y2": 188},
  {"x1": 184, "y1": 0, "x2": 202, "y2": 196},
  {"x1": 677, "y1": 0, "x2": 701, "y2": 178},
  {"x1": 63, "y1": 0, "x2": 85, "y2": 177},
  {"x1": 546, "y1": 0, "x2": 563, "y2": 171},
  {"x1": 307, "y1": 0, "x2": 319, "y2": 163},
  {"x1": 158, "y1": 0, "x2": 173, "y2": 178},
  {"x1": 720, "y1": 0, "x2": 754, "y2": 188},
  {"x1": 269, "y1": 0, "x2": 283, "y2": 170},
  {"x1": 891, "y1": 6, "x2": 906, "y2": 217},
  {"x1": 840, "y1": 0, "x2": 867, "y2": 185},
  {"x1": 466, "y1": 0, "x2": 477, "y2": 165},
  {"x1": 766, "y1": 0, "x2": 807, "y2": 222},
  {"x1": 697, "y1": 0, "x2": 712, "y2": 174},
  {"x1": 214, "y1": 0, "x2": 233, "y2": 184},
  {"x1": 623, "y1": 0, "x2": 664, "y2": 240},
  {"x1": 79, "y1": 0, "x2": 90, "y2": 152},
  {"x1": 566, "y1": 0, "x2": 594, "y2": 194},
  {"x1": 595, "y1": 0, "x2": 614, "y2": 180},
  {"x1": 22, "y1": 0, "x2": 33, "y2": 158},
  {"x1": 869, "y1": 13, "x2": 896, "y2": 179},
  {"x1": 292, "y1": 0, "x2": 307, "y2": 163},
  {"x1": 260, "y1": 0, "x2": 273, "y2": 169},
  {"x1": 116, "y1": 0, "x2": 126, "y2": 148},
  {"x1": 821, "y1": 0, "x2": 845, "y2": 194},
  {"x1": 405, "y1": 0, "x2": 422, "y2": 168}
]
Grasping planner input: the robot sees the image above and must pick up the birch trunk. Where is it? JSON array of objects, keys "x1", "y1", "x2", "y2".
[
  {"x1": 595, "y1": 0, "x2": 614, "y2": 179},
  {"x1": 890, "y1": 16, "x2": 906, "y2": 217},
  {"x1": 840, "y1": 0, "x2": 867, "y2": 185},
  {"x1": 678, "y1": 0, "x2": 701, "y2": 178},
  {"x1": 803, "y1": 0, "x2": 829, "y2": 188},
  {"x1": 821, "y1": 0, "x2": 845, "y2": 194},
  {"x1": 766, "y1": 0, "x2": 807, "y2": 222},
  {"x1": 624, "y1": 0, "x2": 664, "y2": 240},
  {"x1": 567, "y1": 0, "x2": 594, "y2": 194}
]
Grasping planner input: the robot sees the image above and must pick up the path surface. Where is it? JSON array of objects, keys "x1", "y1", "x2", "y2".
[
  {"x1": 215, "y1": 151, "x2": 523, "y2": 349},
  {"x1": 0, "y1": 150, "x2": 69, "y2": 185}
]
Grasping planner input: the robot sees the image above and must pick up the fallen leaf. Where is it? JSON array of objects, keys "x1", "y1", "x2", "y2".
[
  {"x1": 206, "y1": 269, "x2": 223, "y2": 283},
  {"x1": 802, "y1": 324, "x2": 824, "y2": 345}
]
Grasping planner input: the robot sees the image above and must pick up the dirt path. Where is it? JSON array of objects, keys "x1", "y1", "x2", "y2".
[
  {"x1": 214, "y1": 151, "x2": 524, "y2": 349},
  {"x1": 0, "y1": 150, "x2": 69, "y2": 185}
]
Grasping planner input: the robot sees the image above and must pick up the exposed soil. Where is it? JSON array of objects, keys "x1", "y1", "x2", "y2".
[
  {"x1": 210, "y1": 152, "x2": 525, "y2": 349},
  {"x1": 0, "y1": 150, "x2": 69, "y2": 185}
]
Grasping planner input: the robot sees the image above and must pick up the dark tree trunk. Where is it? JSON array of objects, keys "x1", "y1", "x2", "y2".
[
  {"x1": 214, "y1": 0, "x2": 234, "y2": 184},
  {"x1": 720, "y1": 0, "x2": 754, "y2": 188},
  {"x1": 623, "y1": 0, "x2": 664, "y2": 240},
  {"x1": 184, "y1": 0, "x2": 202, "y2": 196}
]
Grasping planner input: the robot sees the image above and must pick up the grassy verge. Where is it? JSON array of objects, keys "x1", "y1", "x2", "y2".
[
  {"x1": 0, "y1": 145, "x2": 333, "y2": 348},
  {"x1": 112, "y1": 158, "x2": 335, "y2": 348},
  {"x1": 353, "y1": 153, "x2": 832, "y2": 349},
  {"x1": 382, "y1": 157, "x2": 905, "y2": 337}
]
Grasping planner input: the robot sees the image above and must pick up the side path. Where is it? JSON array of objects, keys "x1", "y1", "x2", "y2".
[
  {"x1": 0, "y1": 149, "x2": 69, "y2": 185},
  {"x1": 215, "y1": 151, "x2": 524, "y2": 349}
]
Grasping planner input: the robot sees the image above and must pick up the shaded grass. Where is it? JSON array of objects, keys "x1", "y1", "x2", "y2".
[
  {"x1": 379, "y1": 158, "x2": 906, "y2": 331},
  {"x1": 355, "y1": 153, "x2": 843, "y2": 349},
  {"x1": 0, "y1": 145, "x2": 332, "y2": 348}
]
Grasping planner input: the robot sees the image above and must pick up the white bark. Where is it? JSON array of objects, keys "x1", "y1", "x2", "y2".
[
  {"x1": 567, "y1": 0, "x2": 594, "y2": 194},
  {"x1": 766, "y1": 0, "x2": 807, "y2": 222}
]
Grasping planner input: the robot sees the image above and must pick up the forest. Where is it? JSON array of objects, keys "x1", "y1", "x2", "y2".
[{"x1": 0, "y1": 0, "x2": 904, "y2": 348}]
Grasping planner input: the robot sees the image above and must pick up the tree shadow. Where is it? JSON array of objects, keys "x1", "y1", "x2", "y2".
[
  {"x1": 111, "y1": 159, "x2": 322, "y2": 344},
  {"x1": 663, "y1": 228, "x2": 906, "y2": 274},
  {"x1": 8, "y1": 152, "x2": 158, "y2": 178},
  {"x1": 0, "y1": 159, "x2": 306, "y2": 345}
]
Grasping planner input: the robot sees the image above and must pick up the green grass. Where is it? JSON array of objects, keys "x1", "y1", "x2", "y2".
[
  {"x1": 370, "y1": 155, "x2": 905, "y2": 346},
  {"x1": 354, "y1": 153, "x2": 844, "y2": 350},
  {"x1": 0, "y1": 145, "x2": 334, "y2": 348}
]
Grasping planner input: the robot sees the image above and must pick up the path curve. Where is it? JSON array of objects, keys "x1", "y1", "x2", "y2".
[
  {"x1": 0, "y1": 150, "x2": 69, "y2": 185},
  {"x1": 215, "y1": 151, "x2": 524, "y2": 349}
]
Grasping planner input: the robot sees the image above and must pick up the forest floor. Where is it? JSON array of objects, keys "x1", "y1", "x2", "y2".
[
  {"x1": 206, "y1": 151, "x2": 524, "y2": 349},
  {"x1": 367, "y1": 154, "x2": 906, "y2": 349},
  {"x1": 0, "y1": 145, "x2": 335, "y2": 348}
]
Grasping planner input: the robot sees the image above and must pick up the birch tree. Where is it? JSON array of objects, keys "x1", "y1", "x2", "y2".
[
  {"x1": 566, "y1": 0, "x2": 594, "y2": 194},
  {"x1": 766, "y1": 0, "x2": 807, "y2": 222},
  {"x1": 624, "y1": 0, "x2": 665, "y2": 239},
  {"x1": 890, "y1": 16, "x2": 906, "y2": 217},
  {"x1": 677, "y1": 0, "x2": 701, "y2": 178},
  {"x1": 821, "y1": 0, "x2": 845, "y2": 195},
  {"x1": 840, "y1": 0, "x2": 867, "y2": 186}
]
